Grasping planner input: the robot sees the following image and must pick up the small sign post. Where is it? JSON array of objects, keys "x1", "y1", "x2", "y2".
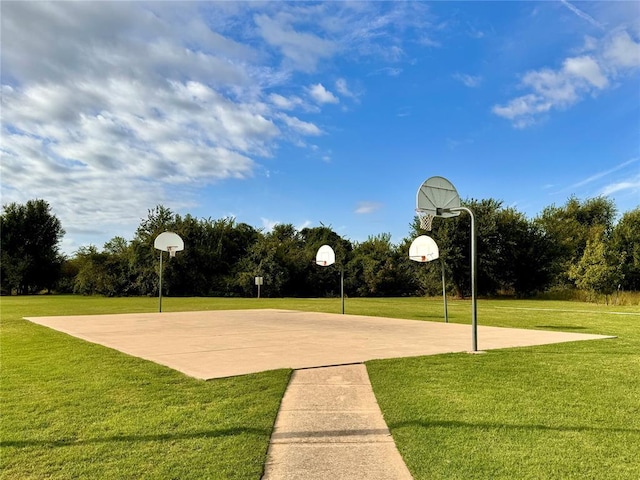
[{"x1": 255, "y1": 276, "x2": 264, "y2": 298}]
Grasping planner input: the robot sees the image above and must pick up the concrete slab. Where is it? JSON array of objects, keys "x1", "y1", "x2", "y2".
[
  {"x1": 25, "y1": 309, "x2": 614, "y2": 380},
  {"x1": 262, "y1": 364, "x2": 414, "y2": 480}
]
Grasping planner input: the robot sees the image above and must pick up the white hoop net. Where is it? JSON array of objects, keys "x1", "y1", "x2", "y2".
[
  {"x1": 167, "y1": 246, "x2": 177, "y2": 258},
  {"x1": 416, "y1": 211, "x2": 435, "y2": 231}
]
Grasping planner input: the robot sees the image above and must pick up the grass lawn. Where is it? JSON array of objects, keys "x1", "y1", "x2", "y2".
[
  {"x1": 1, "y1": 296, "x2": 291, "y2": 480},
  {"x1": 2, "y1": 295, "x2": 639, "y2": 479},
  {"x1": 366, "y1": 299, "x2": 640, "y2": 479}
]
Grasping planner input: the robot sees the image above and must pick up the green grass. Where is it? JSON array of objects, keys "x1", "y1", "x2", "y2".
[
  {"x1": 1, "y1": 296, "x2": 291, "y2": 479},
  {"x1": 367, "y1": 299, "x2": 640, "y2": 479},
  {"x1": 2, "y1": 295, "x2": 639, "y2": 479}
]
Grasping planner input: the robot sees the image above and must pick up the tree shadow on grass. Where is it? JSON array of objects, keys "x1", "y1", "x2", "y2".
[
  {"x1": 537, "y1": 325, "x2": 587, "y2": 330},
  {"x1": 1, "y1": 427, "x2": 269, "y2": 449},
  {"x1": 413, "y1": 314, "x2": 451, "y2": 321},
  {"x1": 388, "y1": 419, "x2": 639, "y2": 435}
]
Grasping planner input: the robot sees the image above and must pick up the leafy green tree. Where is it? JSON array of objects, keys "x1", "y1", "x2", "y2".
[
  {"x1": 71, "y1": 238, "x2": 134, "y2": 296},
  {"x1": 130, "y1": 205, "x2": 177, "y2": 295},
  {"x1": 347, "y1": 233, "x2": 409, "y2": 297},
  {"x1": 493, "y1": 208, "x2": 555, "y2": 296},
  {"x1": 403, "y1": 218, "x2": 448, "y2": 296},
  {"x1": 236, "y1": 224, "x2": 304, "y2": 297},
  {"x1": 252, "y1": 226, "x2": 291, "y2": 297},
  {"x1": 299, "y1": 225, "x2": 353, "y2": 297},
  {"x1": 569, "y1": 227, "x2": 623, "y2": 303},
  {"x1": 610, "y1": 208, "x2": 640, "y2": 291},
  {"x1": 167, "y1": 215, "x2": 260, "y2": 296},
  {"x1": 536, "y1": 196, "x2": 617, "y2": 287},
  {"x1": 72, "y1": 245, "x2": 109, "y2": 295},
  {"x1": 102, "y1": 236, "x2": 135, "y2": 295},
  {"x1": 420, "y1": 198, "x2": 504, "y2": 298},
  {"x1": 56, "y1": 257, "x2": 81, "y2": 293},
  {"x1": 407, "y1": 199, "x2": 555, "y2": 298},
  {"x1": 1, "y1": 199, "x2": 65, "y2": 294}
]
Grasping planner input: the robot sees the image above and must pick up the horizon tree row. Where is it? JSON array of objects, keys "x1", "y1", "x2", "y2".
[{"x1": 2, "y1": 197, "x2": 639, "y2": 300}]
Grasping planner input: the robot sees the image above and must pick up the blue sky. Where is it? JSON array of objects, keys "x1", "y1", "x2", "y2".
[{"x1": 1, "y1": 1, "x2": 639, "y2": 254}]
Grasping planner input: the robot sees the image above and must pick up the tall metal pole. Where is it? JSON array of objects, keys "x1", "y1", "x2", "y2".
[
  {"x1": 158, "y1": 250, "x2": 163, "y2": 313},
  {"x1": 440, "y1": 258, "x2": 448, "y2": 323},
  {"x1": 450, "y1": 206, "x2": 477, "y2": 351},
  {"x1": 341, "y1": 266, "x2": 345, "y2": 314}
]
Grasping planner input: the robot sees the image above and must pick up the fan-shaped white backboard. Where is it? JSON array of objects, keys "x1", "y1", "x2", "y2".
[
  {"x1": 154, "y1": 232, "x2": 184, "y2": 252},
  {"x1": 315, "y1": 244, "x2": 335, "y2": 266},
  {"x1": 416, "y1": 176, "x2": 461, "y2": 218},
  {"x1": 409, "y1": 235, "x2": 439, "y2": 263}
]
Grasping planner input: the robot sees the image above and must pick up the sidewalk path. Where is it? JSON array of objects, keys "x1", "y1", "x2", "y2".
[{"x1": 262, "y1": 364, "x2": 413, "y2": 480}]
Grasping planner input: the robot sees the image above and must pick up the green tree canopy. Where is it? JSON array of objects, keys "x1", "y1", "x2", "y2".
[
  {"x1": 569, "y1": 227, "x2": 623, "y2": 303},
  {"x1": 1, "y1": 199, "x2": 65, "y2": 294},
  {"x1": 536, "y1": 196, "x2": 617, "y2": 287},
  {"x1": 611, "y1": 207, "x2": 640, "y2": 291}
]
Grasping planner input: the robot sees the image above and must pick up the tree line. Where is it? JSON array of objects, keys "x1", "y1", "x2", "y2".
[{"x1": 2, "y1": 197, "x2": 639, "y2": 300}]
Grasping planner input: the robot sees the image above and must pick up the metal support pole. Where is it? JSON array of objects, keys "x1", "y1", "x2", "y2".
[
  {"x1": 441, "y1": 258, "x2": 448, "y2": 323},
  {"x1": 450, "y1": 206, "x2": 477, "y2": 351},
  {"x1": 158, "y1": 251, "x2": 163, "y2": 313},
  {"x1": 341, "y1": 266, "x2": 345, "y2": 314}
]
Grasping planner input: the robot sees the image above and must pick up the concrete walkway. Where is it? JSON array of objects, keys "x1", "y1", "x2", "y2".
[{"x1": 262, "y1": 364, "x2": 413, "y2": 480}]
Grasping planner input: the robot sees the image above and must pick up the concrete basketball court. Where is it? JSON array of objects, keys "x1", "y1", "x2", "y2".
[{"x1": 26, "y1": 309, "x2": 614, "y2": 380}]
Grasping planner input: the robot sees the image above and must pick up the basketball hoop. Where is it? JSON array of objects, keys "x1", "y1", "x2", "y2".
[
  {"x1": 167, "y1": 246, "x2": 176, "y2": 258},
  {"x1": 315, "y1": 245, "x2": 335, "y2": 267},
  {"x1": 416, "y1": 210, "x2": 435, "y2": 231}
]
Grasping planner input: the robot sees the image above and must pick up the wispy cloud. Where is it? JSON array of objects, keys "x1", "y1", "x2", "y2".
[
  {"x1": 453, "y1": 73, "x2": 482, "y2": 88},
  {"x1": 600, "y1": 176, "x2": 640, "y2": 196},
  {"x1": 568, "y1": 158, "x2": 639, "y2": 190},
  {"x1": 261, "y1": 218, "x2": 279, "y2": 232},
  {"x1": 354, "y1": 201, "x2": 382, "y2": 214},
  {"x1": 335, "y1": 78, "x2": 360, "y2": 101},
  {"x1": 493, "y1": 30, "x2": 640, "y2": 127},
  {"x1": 369, "y1": 67, "x2": 403, "y2": 77},
  {"x1": 308, "y1": 83, "x2": 339, "y2": 104},
  {"x1": 1, "y1": 1, "x2": 432, "y2": 248},
  {"x1": 560, "y1": 0, "x2": 604, "y2": 30},
  {"x1": 297, "y1": 220, "x2": 312, "y2": 230}
]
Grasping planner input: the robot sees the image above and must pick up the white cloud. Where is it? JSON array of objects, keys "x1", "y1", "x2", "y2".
[
  {"x1": 493, "y1": 29, "x2": 640, "y2": 126},
  {"x1": 254, "y1": 13, "x2": 336, "y2": 72},
  {"x1": 278, "y1": 114, "x2": 323, "y2": 136},
  {"x1": 261, "y1": 218, "x2": 280, "y2": 232},
  {"x1": 600, "y1": 177, "x2": 640, "y2": 196},
  {"x1": 335, "y1": 78, "x2": 353, "y2": 97},
  {"x1": 603, "y1": 30, "x2": 640, "y2": 68},
  {"x1": 354, "y1": 202, "x2": 382, "y2": 214},
  {"x1": 269, "y1": 93, "x2": 303, "y2": 110},
  {"x1": 453, "y1": 73, "x2": 482, "y2": 88},
  {"x1": 0, "y1": 1, "x2": 443, "y2": 248},
  {"x1": 309, "y1": 83, "x2": 339, "y2": 104},
  {"x1": 418, "y1": 36, "x2": 441, "y2": 48},
  {"x1": 369, "y1": 67, "x2": 403, "y2": 77},
  {"x1": 563, "y1": 56, "x2": 608, "y2": 88},
  {"x1": 492, "y1": 94, "x2": 553, "y2": 124}
]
